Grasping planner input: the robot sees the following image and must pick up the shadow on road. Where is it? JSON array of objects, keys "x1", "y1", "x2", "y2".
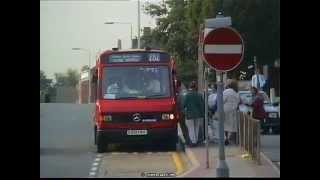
[
  {"x1": 40, "y1": 147, "x2": 94, "y2": 156},
  {"x1": 106, "y1": 142, "x2": 174, "y2": 153}
]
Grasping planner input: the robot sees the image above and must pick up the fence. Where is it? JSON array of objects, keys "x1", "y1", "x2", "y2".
[{"x1": 238, "y1": 111, "x2": 261, "y2": 164}]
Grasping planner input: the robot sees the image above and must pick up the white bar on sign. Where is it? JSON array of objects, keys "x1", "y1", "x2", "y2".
[{"x1": 204, "y1": 44, "x2": 242, "y2": 54}]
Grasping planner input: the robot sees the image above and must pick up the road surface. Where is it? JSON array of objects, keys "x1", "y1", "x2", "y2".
[
  {"x1": 40, "y1": 103, "x2": 184, "y2": 178},
  {"x1": 260, "y1": 135, "x2": 280, "y2": 169},
  {"x1": 40, "y1": 103, "x2": 95, "y2": 178}
]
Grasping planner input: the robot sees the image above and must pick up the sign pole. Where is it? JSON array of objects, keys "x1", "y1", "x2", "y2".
[
  {"x1": 203, "y1": 12, "x2": 243, "y2": 177},
  {"x1": 198, "y1": 24, "x2": 204, "y2": 93},
  {"x1": 204, "y1": 67, "x2": 209, "y2": 168},
  {"x1": 216, "y1": 71, "x2": 229, "y2": 177}
]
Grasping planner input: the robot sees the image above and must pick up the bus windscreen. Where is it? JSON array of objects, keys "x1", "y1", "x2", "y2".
[{"x1": 102, "y1": 66, "x2": 170, "y2": 99}]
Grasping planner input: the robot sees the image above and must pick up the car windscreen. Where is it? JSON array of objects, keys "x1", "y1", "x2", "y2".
[
  {"x1": 239, "y1": 92, "x2": 252, "y2": 104},
  {"x1": 102, "y1": 66, "x2": 171, "y2": 99},
  {"x1": 239, "y1": 91, "x2": 270, "y2": 104}
]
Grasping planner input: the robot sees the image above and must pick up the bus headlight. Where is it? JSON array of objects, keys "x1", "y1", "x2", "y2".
[
  {"x1": 104, "y1": 115, "x2": 112, "y2": 122},
  {"x1": 162, "y1": 113, "x2": 174, "y2": 120}
]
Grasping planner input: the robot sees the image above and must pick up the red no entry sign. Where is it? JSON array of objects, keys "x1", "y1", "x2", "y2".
[{"x1": 203, "y1": 27, "x2": 244, "y2": 72}]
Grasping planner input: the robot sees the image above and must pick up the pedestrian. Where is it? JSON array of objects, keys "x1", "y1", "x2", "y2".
[
  {"x1": 177, "y1": 82, "x2": 191, "y2": 145},
  {"x1": 248, "y1": 86, "x2": 267, "y2": 132},
  {"x1": 223, "y1": 79, "x2": 240, "y2": 145},
  {"x1": 208, "y1": 83, "x2": 218, "y2": 114},
  {"x1": 251, "y1": 68, "x2": 266, "y2": 90},
  {"x1": 183, "y1": 81, "x2": 205, "y2": 146},
  {"x1": 44, "y1": 93, "x2": 51, "y2": 103},
  {"x1": 269, "y1": 59, "x2": 280, "y2": 97}
]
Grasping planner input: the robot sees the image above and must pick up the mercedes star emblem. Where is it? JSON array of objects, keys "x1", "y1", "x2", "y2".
[{"x1": 132, "y1": 113, "x2": 141, "y2": 122}]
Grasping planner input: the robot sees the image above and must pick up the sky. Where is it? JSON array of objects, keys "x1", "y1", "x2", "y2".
[{"x1": 40, "y1": 0, "x2": 162, "y2": 79}]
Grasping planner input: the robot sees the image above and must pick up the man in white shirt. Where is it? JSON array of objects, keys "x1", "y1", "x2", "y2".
[
  {"x1": 146, "y1": 79, "x2": 161, "y2": 93},
  {"x1": 251, "y1": 68, "x2": 266, "y2": 90},
  {"x1": 145, "y1": 73, "x2": 161, "y2": 93}
]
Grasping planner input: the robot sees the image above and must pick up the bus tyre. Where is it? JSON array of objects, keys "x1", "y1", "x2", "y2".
[
  {"x1": 167, "y1": 134, "x2": 178, "y2": 151},
  {"x1": 96, "y1": 132, "x2": 107, "y2": 153},
  {"x1": 168, "y1": 140, "x2": 177, "y2": 151}
]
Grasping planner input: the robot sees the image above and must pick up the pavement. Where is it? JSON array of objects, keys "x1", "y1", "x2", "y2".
[
  {"x1": 179, "y1": 144, "x2": 279, "y2": 177},
  {"x1": 177, "y1": 122, "x2": 280, "y2": 177}
]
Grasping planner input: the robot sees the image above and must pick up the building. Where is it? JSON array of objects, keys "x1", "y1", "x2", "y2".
[{"x1": 79, "y1": 67, "x2": 96, "y2": 104}]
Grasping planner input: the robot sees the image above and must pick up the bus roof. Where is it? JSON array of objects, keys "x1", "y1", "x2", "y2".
[
  {"x1": 99, "y1": 48, "x2": 166, "y2": 57},
  {"x1": 97, "y1": 49, "x2": 171, "y2": 65}
]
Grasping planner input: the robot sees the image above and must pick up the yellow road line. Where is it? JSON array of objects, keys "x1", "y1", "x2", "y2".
[
  {"x1": 172, "y1": 152, "x2": 185, "y2": 176},
  {"x1": 185, "y1": 148, "x2": 200, "y2": 167}
]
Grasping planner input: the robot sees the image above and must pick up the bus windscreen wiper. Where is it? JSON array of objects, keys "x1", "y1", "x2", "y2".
[
  {"x1": 145, "y1": 94, "x2": 166, "y2": 98},
  {"x1": 118, "y1": 96, "x2": 139, "y2": 99}
]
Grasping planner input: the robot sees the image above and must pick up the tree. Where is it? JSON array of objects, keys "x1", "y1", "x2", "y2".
[
  {"x1": 142, "y1": 0, "x2": 279, "y2": 82},
  {"x1": 40, "y1": 70, "x2": 52, "y2": 92},
  {"x1": 81, "y1": 65, "x2": 90, "y2": 72},
  {"x1": 54, "y1": 68, "x2": 80, "y2": 87}
]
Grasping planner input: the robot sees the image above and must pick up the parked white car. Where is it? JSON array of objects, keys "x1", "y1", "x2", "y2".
[{"x1": 238, "y1": 90, "x2": 280, "y2": 134}]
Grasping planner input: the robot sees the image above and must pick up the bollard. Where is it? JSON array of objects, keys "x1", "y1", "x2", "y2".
[
  {"x1": 252, "y1": 121, "x2": 257, "y2": 160},
  {"x1": 248, "y1": 118, "x2": 251, "y2": 155},
  {"x1": 243, "y1": 114, "x2": 246, "y2": 152},
  {"x1": 250, "y1": 118, "x2": 253, "y2": 156},
  {"x1": 257, "y1": 121, "x2": 261, "y2": 165},
  {"x1": 236, "y1": 112, "x2": 239, "y2": 145},
  {"x1": 239, "y1": 113, "x2": 242, "y2": 149}
]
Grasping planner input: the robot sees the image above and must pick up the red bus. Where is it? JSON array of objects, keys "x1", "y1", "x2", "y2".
[{"x1": 92, "y1": 48, "x2": 181, "y2": 152}]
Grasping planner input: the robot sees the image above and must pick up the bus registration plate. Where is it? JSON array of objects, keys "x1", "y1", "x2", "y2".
[{"x1": 127, "y1": 130, "x2": 148, "y2": 136}]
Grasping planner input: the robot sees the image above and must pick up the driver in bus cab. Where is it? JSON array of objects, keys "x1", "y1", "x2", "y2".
[
  {"x1": 146, "y1": 73, "x2": 161, "y2": 93},
  {"x1": 106, "y1": 77, "x2": 121, "y2": 94},
  {"x1": 122, "y1": 71, "x2": 140, "y2": 94}
]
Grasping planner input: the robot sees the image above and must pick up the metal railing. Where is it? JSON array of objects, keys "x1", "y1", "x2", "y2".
[{"x1": 238, "y1": 111, "x2": 261, "y2": 164}]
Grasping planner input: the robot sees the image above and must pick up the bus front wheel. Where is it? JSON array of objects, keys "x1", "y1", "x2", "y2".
[{"x1": 96, "y1": 132, "x2": 108, "y2": 153}]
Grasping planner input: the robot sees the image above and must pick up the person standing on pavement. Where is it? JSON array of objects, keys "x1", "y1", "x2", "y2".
[
  {"x1": 223, "y1": 79, "x2": 240, "y2": 145},
  {"x1": 183, "y1": 81, "x2": 205, "y2": 146},
  {"x1": 177, "y1": 82, "x2": 191, "y2": 145},
  {"x1": 269, "y1": 59, "x2": 280, "y2": 97},
  {"x1": 251, "y1": 68, "x2": 266, "y2": 90},
  {"x1": 248, "y1": 86, "x2": 267, "y2": 132}
]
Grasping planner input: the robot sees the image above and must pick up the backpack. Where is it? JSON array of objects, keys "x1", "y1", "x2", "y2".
[{"x1": 209, "y1": 98, "x2": 218, "y2": 114}]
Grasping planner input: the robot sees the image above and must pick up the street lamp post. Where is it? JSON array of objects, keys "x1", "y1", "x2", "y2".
[
  {"x1": 104, "y1": 21, "x2": 133, "y2": 48},
  {"x1": 72, "y1": 48, "x2": 91, "y2": 104},
  {"x1": 137, "y1": 0, "x2": 141, "y2": 49}
]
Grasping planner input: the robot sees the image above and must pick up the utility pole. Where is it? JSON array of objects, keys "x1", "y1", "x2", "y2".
[
  {"x1": 198, "y1": 24, "x2": 204, "y2": 93},
  {"x1": 137, "y1": 0, "x2": 141, "y2": 48}
]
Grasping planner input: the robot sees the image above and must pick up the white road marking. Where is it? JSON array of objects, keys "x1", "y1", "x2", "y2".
[
  {"x1": 88, "y1": 154, "x2": 103, "y2": 178},
  {"x1": 96, "y1": 154, "x2": 103, "y2": 157}
]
